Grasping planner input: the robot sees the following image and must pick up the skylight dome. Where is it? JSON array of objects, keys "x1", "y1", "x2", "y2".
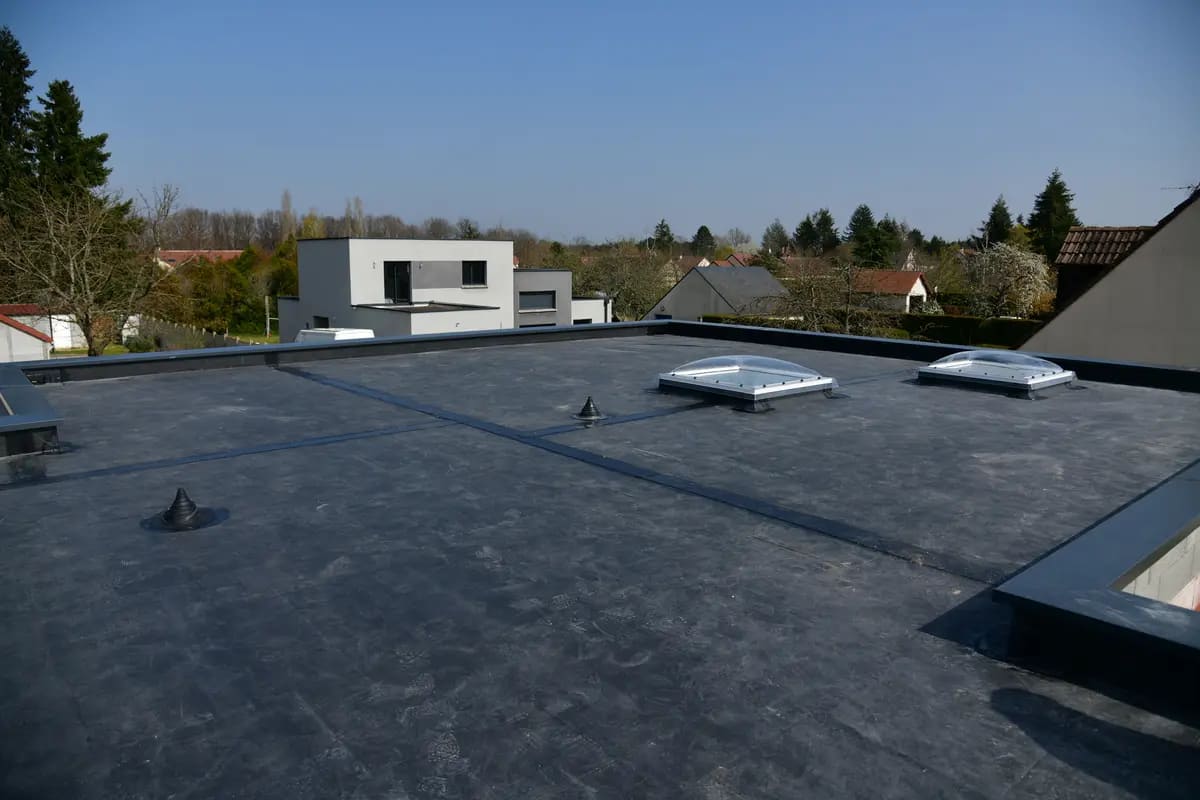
[
  {"x1": 918, "y1": 350, "x2": 1075, "y2": 392},
  {"x1": 658, "y1": 355, "x2": 836, "y2": 402}
]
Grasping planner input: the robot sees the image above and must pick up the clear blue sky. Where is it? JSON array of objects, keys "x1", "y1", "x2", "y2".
[{"x1": 7, "y1": 0, "x2": 1199, "y2": 242}]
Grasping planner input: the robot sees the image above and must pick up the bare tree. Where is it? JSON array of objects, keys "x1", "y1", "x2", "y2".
[
  {"x1": 572, "y1": 242, "x2": 664, "y2": 320},
  {"x1": 280, "y1": 189, "x2": 296, "y2": 240},
  {"x1": 726, "y1": 227, "x2": 750, "y2": 248},
  {"x1": 423, "y1": 216, "x2": 452, "y2": 239},
  {"x1": 964, "y1": 243, "x2": 1050, "y2": 318},
  {"x1": 352, "y1": 196, "x2": 365, "y2": 237},
  {"x1": 137, "y1": 183, "x2": 180, "y2": 253},
  {"x1": 255, "y1": 209, "x2": 283, "y2": 249},
  {"x1": 0, "y1": 187, "x2": 168, "y2": 355}
]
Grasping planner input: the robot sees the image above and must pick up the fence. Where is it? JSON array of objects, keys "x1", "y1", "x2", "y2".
[{"x1": 136, "y1": 318, "x2": 252, "y2": 350}]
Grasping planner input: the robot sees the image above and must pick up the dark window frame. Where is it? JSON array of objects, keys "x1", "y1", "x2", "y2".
[
  {"x1": 462, "y1": 260, "x2": 488, "y2": 287},
  {"x1": 312, "y1": 315, "x2": 330, "y2": 328}
]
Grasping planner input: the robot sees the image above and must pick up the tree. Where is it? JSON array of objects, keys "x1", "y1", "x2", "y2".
[
  {"x1": 298, "y1": 209, "x2": 325, "y2": 239},
  {"x1": 423, "y1": 216, "x2": 452, "y2": 239},
  {"x1": 1027, "y1": 169, "x2": 1081, "y2": 261},
  {"x1": 280, "y1": 189, "x2": 296, "y2": 240},
  {"x1": 964, "y1": 243, "x2": 1050, "y2": 318},
  {"x1": 690, "y1": 224, "x2": 715, "y2": 256},
  {"x1": 761, "y1": 218, "x2": 789, "y2": 255},
  {"x1": 569, "y1": 241, "x2": 662, "y2": 320},
  {"x1": 979, "y1": 195, "x2": 1013, "y2": 246},
  {"x1": 793, "y1": 215, "x2": 818, "y2": 254},
  {"x1": 28, "y1": 80, "x2": 110, "y2": 194},
  {"x1": 845, "y1": 204, "x2": 876, "y2": 244},
  {"x1": 0, "y1": 26, "x2": 34, "y2": 216},
  {"x1": 455, "y1": 217, "x2": 481, "y2": 239},
  {"x1": 652, "y1": 218, "x2": 674, "y2": 252},
  {"x1": 725, "y1": 227, "x2": 750, "y2": 248},
  {"x1": 0, "y1": 186, "x2": 164, "y2": 355},
  {"x1": 812, "y1": 208, "x2": 839, "y2": 254}
]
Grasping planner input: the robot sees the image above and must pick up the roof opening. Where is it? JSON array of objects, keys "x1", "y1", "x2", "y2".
[
  {"x1": 658, "y1": 355, "x2": 836, "y2": 407},
  {"x1": 1117, "y1": 522, "x2": 1200, "y2": 613},
  {"x1": 917, "y1": 350, "x2": 1075, "y2": 394}
]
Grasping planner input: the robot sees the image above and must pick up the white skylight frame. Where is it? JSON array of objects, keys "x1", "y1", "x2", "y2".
[
  {"x1": 918, "y1": 350, "x2": 1075, "y2": 391},
  {"x1": 658, "y1": 355, "x2": 837, "y2": 401}
]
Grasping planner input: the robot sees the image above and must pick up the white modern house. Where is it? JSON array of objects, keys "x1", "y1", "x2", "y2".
[{"x1": 277, "y1": 239, "x2": 611, "y2": 341}]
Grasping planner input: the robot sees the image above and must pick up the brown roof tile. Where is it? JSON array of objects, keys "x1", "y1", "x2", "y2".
[
  {"x1": 1054, "y1": 227, "x2": 1154, "y2": 268},
  {"x1": 0, "y1": 304, "x2": 45, "y2": 316},
  {"x1": 852, "y1": 270, "x2": 928, "y2": 295}
]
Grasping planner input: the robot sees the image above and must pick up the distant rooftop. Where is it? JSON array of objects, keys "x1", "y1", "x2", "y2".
[
  {"x1": 1055, "y1": 226, "x2": 1154, "y2": 267},
  {"x1": 2, "y1": 322, "x2": 1198, "y2": 798}
]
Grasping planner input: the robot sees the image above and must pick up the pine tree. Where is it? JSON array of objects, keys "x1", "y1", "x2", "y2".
[
  {"x1": 760, "y1": 218, "x2": 789, "y2": 256},
  {"x1": 652, "y1": 218, "x2": 674, "y2": 252},
  {"x1": 0, "y1": 26, "x2": 35, "y2": 212},
  {"x1": 980, "y1": 195, "x2": 1013, "y2": 246},
  {"x1": 813, "y1": 208, "x2": 839, "y2": 253},
  {"x1": 690, "y1": 224, "x2": 714, "y2": 256},
  {"x1": 29, "y1": 79, "x2": 111, "y2": 194},
  {"x1": 1027, "y1": 169, "x2": 1081, "y2": 261},
  {"x1": 845, "y1": 204, "x2": 876, "y2": 244},
  {"x1": 793, "y1": 215, "x2": 818, "y2": 254}
]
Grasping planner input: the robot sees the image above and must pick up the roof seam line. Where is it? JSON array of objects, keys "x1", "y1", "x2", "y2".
[{"x1": 275, "y1": 365, "x2": 997, "y2": 584}]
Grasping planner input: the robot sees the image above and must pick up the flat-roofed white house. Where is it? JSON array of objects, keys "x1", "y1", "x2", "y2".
[{"x1": 277, "y1": 239, "x2": 611, "y2": 341}]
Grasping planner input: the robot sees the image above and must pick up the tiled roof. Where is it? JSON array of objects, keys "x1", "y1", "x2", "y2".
[
  {"x1": 729, "y1": 252, "x2": 753, "y2": 267},
  {"x1": 0, "y1": 304, "x2": 45, "y2": 316},
  {"x1": 1054, "y1": 227, "x2": 1154, "y2": 267},
  {"x1": 0, "y1": 313, "x2": 52, "y2": 343},
  {"x1": 694, "y1": 266, "x2": 787, "y2": 312},
  {"x1": 853, "y1": 270, "x2": 927, "y2": 295},
  {"x1": 157, "y1": 249, "x2": 244, "y2": 266}
]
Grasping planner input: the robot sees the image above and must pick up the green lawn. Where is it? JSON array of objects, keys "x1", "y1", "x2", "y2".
[{"x1": 52, "y1": 344, "x2": 130, "y2": 357}]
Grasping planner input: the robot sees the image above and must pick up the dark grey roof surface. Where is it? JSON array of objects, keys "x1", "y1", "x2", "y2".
[
  {"x1": 3, "y1": 333, "x2": 1200, "y2": 798},
  {"x1": 694, "y1": 266, "x2": 786, "y2": 312}
]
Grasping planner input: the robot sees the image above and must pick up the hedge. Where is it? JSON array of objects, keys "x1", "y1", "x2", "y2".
[{"x1": 700, "y1": 313, "x2": 1042, "y2": 348}]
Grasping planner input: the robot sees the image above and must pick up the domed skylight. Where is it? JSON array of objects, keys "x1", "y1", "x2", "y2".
[
  {"x1": 658, "y1": 355, "x2": 836, "y2": 401},
  {"x1": 918, "y1": 350, "x2": 1075, "y2": 391}
]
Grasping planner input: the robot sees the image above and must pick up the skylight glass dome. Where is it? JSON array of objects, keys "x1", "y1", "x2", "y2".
[
  {"x1": 658, "y1": 355, "x2": 836, "y2": 401},
  {"x1": 918, "y1": 350, "x2": 1075, "y2": 391}
]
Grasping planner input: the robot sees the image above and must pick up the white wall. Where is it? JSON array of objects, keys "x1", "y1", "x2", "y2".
[
  {"x1": 347, "y1": 240, "x2": 514, "y2": 316},
  {"x1": 1022, "y1": 197, "x2": 1200, "y2": 367},
  {"x1": 570, "y1": 297, "x2": 611, "y2": 323},
  {"x1": 1, "y1": 324, "x2": 50, "y2": 362},
  {"x1": 411, "y1": 307, "x2": 508, "y2": 335}
]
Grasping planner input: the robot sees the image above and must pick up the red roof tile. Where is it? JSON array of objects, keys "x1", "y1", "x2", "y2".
[
  {"x1": 157, "y1": 249, "x2": 244, "y2": 266},
  {"x1": 0, "y1": 313, "x2": 52, "y2": 343},
  {"x1": 0, "y1": 303, "x2": 45, "y2": 316},
  {"x1": 853, "y1": 270, "x2": 928, "y2": 295},
  {"x1": 1055, "y1": 227, "x2": 1154, "y2": 268}
]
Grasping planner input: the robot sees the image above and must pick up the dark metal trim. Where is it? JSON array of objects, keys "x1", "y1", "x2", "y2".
[{"x1": 12, "y1": 318, "x2": 1200, "y2": 393}]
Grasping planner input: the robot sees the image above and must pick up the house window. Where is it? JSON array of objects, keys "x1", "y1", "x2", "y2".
[
  {"x1": 383, "y1": 261, "x2": 411, "y2": 303},
  {"x1": 519, "y1": 322, "x2": 556, "y2": 328},
  {"x1": 462, "y1": 260, "x2": 487, "y2": 286},
  {"x1": 518, "y1": 291, "x2": 557, "y2": 311},
  {"x1": 573, "y1": 318, "x2": 592, "y2": 325},
  {"x1": 655, "y1": 313, "x2": 673, "y2": 320},
  {"x1": 313, "y1": 315, "x2": 330, "y2": 328}
]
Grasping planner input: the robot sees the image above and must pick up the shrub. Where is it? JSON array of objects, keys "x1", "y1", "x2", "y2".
[{"x1": 123, "y1": 335, "x2": 156, "y2": 353}]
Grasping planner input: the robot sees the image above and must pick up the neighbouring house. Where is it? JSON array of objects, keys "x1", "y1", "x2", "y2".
[
  {"x1": 0, "y1": 312, "x2": 52, "y2": 362},
  {"x1": 852, "y1": 270, "x2": 930, "y2": 313},
  {"x1": 644, "y1": 266, "x2": 786, "y2": 320},
  {"x1": 1053, "y1": 226, "x2": 1154, "y2": 311},
  {"x1": 277, "y1": 238, "x2": 609, "y2": 341},
  {"x1": 0, "y1": 305, "x2": 139, "y2": 351},
  {"x1": 155, "y1": 249, "x2": 244, "y2": 270},
  {"x1": 1022, "y1": 188, "x2": 1200, "y2": 368}
]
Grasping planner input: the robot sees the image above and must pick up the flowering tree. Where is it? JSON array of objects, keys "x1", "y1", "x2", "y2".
[{"x1": 965, "y1": 243, "x2": 1050, "y2": 318}]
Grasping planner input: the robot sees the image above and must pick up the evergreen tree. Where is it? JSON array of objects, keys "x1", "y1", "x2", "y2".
[
  {"x1": 980, "y1": 195, "x2": 1013, "y2": 246},
  {"x1": 652, "y1": 218, "x2": 674, "y2": 252},
  {"x1": 690, "y1": 224, "x2": 715, "y2": 256},
  {"x1": 29, "y1": 80, "x2": 110, "y2": 194},
  {"x1": 793, "y1": 215, "x2": 818, "y2": 254},
  {"x1": 0, "y1": 26, "x2": 34, "y2": 213},
  {"x1": 1027, "y1": 169, "x2": 1081, "y2": 261},
  {"x1": 760, "y1": 218, "x2": 789, "y2": 255},
  {"x1": 812, "y1": 208, "x2": 839, "y2": 253},
  {"x1": 845, "y1": 204, "x2": 876, "y2": 244}
]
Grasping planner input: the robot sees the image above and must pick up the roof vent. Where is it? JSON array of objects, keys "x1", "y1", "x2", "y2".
[
  {"x1": 918, "y1": 350, "x2": 1075, "y2": 394},
  {"x1": 658, "y1": 355, "x2": 836, "y2": 408}
]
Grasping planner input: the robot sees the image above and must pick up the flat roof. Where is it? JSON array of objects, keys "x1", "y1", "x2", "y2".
[
  {"x1": 3, "y1": 324, "x2": 1199, "y2": 798},
  {"x1": 353, "y1": 301, "x2": 501, "y2": 313}
]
